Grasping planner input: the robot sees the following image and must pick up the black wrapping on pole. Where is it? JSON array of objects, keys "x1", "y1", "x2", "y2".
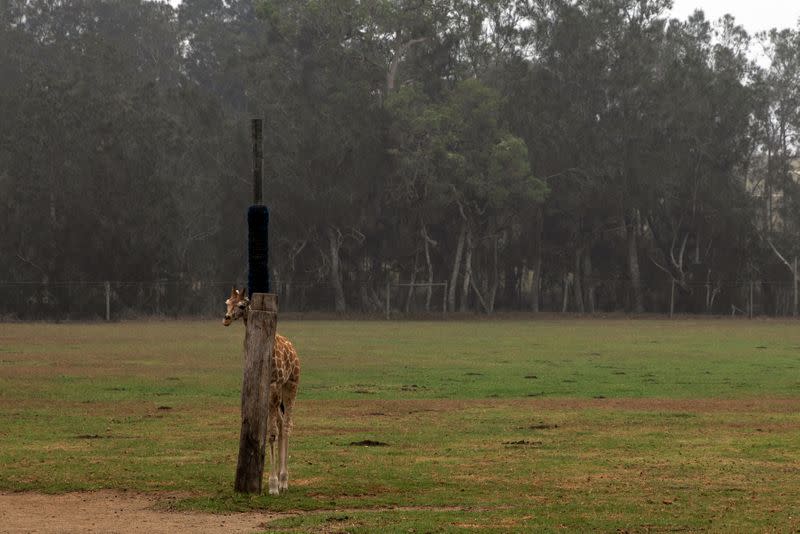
[{"x1": 248, "y1": 205, "x2": 270, "y2": 295}]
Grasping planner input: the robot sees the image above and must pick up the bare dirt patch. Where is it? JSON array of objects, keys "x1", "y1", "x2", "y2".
[
  {"x1": 348, "y1": 440, "x2": 389, "y2": 447},
  {"x1": 0, "y1": 491, "x2": 290, "y2": 534}
]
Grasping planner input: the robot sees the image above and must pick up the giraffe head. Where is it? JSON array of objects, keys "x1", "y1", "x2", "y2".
[{"x1": 223, "y1": 286, "x2": 249, "y2": 326}]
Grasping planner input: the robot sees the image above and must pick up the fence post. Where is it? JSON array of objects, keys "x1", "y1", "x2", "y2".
[
  {"x1": 669, "y1": 278, "x2": 675, "y2": 318},
  {"x1": 104, "y1": 281, "x2": 111, "y2": 321},
  {"x1": 234, "y1": 293, "x2": 276, "y2": 493}
]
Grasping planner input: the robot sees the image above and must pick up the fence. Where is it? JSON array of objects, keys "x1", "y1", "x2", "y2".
[
  {"x1": 536, "y1": 277, "x2": 799, "y2": 318},
  {"x1": 0, "y1": 279, "x2": 797, "y2": 320},
  {"x1": 0, "y1": 280, "x2": 450, "y2": 320}
]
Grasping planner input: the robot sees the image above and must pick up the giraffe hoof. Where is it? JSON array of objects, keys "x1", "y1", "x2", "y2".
[{"x1": 268, "y1": 476, "x2": 279, "y2": 495}]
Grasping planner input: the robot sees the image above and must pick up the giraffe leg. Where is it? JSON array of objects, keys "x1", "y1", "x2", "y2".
[
  {"x1": 268, "y1": 435, "x2": 279, "y2": 495},
  {"x1": 278, "y1": 417, "x2": 288, "y2": 491},
  {"x1": 267, "y1": 384, "x2": 281, "y2": 495},
  {"x1": 279, "y1": 381, "x2": 298, "y2": 492}
]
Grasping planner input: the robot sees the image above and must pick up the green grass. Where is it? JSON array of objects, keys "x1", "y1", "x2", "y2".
[{"x1": 1, "y1": 318, "x2": 800, "y2": 532}]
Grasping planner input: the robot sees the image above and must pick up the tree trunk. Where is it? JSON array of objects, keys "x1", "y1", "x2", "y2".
[
  {"x1": 765, "y1": 240, "x2": 798, "y2": 318},
  {"x1": 487, "y1": 234, "x2": 500, "y2": 313},
  {"x1": 326, "y1": 227, "x2": 346, "y2": 313},
  {"x1": 504, "y1": 264, "x2": 519, "y2": 309},
  {"x1": 561, "y1": 273, "x2": 572, "y2": 313},
  {"x1": 694, "y1": 231, "x2": 701, "y2": 264},
  {"x1": 469, "y1": 276, "x2": 491, "y2": 314},
  {"x1": 386, "y1": 37, "x2": 426, "y2": 94},
  {"x1": 469, "y1": 235, "x2": 498, "y2": 315},
  {"x1": 626, "y1": 213, "x2": 644, "y2": 313},
  {"x1": 766, "y1": 144, "x2": 773, "y2": 233},
  {"x1": 583, "y1": 249, "x2": 595, "y2": 313},
  {"x1": 360, "y1": 284, "x2": 372, "y2": 313},
  {"x1": 794, "y1": 257, "x2": 798, "y2": 318},
  {"x1": 422, "y1": 226, "x2": 434, "y2": 312},
  {"x1": 284, "y1": 281, "x2": 292, "y2": 311},
  {"x1": 531, "y1": 208, "x2": 543, "y2": 312},
  {"x1": 460, "y1": 227, "x2": 473, "y2": 312},
  {"x1": 284, "y1": 239, "x2": 306, "y2": 312},
  {"x1": 405, "y1": 249, "x2": 418, "y2": 313},
  {"x1": 573, "y1": 247, "x2": 585, "y2": 313},
  {"x1": 448, "y1": 222, "x2": 466, "y2": 312},
  {"x1": 531, "y1": 254, "x2": 542, "y2": 313}
]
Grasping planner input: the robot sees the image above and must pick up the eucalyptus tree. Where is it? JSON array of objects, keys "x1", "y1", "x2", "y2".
[
  {"x1": 501, "y1": 0, "x2": 656, "y2": 311},
  {"x1": 385, "y1": 85, "x2": 450, "y2": 310},
  {"x1": 253, "y1": 0, "x2": 391, "y2": 312},
  {"x1": 3, "y1": 0, "x2": 799, "y2": 317},
  {"x1": 638, "y1": 13, "x2": 756, "y2": 311},
  {"x1": 1, "y1": 0, "x2": 191, "y2": 287},
  {"x1": 754, "y1": 26, "x2": 800, "y2": 314},
  {"x1": 179, "y1": 0, "x2": 262, "y2": 110},
  {"x1": 431, "y1": 80, "x2": 546, "y2": 312}
]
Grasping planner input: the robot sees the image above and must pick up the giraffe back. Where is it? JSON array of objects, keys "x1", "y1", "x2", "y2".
[{"x1": 271, "y1": 333, "x2": 300, "y2": 387}]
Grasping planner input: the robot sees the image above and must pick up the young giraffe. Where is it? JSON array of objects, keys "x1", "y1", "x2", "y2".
[{"x1": 223, "y1": 287, "x2": 300, "y2": 495}]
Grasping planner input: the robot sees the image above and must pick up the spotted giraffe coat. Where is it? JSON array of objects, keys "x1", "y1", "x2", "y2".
[{"x1": 268, "y1": 333, "x2": 300, "y2": 439}]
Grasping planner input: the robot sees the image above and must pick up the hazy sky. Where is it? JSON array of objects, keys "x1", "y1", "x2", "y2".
[{"x1": 670, "y1": 0, "x2": 800, "y2": 34}]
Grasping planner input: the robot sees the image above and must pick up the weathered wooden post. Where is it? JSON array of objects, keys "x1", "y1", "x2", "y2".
[{"x1": 234, "y1": 118, "x2": 278, "y2": 494}]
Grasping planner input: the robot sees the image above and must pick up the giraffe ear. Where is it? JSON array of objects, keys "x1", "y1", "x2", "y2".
[
  {"x1": 241, "y1": 288, "x2": 248, "y2": 300},
  {"x1": 230, "y1": 286, "x2": 238, "y2": 297}
]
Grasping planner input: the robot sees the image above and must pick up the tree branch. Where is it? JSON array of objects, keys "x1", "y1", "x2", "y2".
[
  {"x1": 386, "y1": 37, "x2": 426, "y2": 93},
  {"x1": 15, "y1": 251, "x2": 47, "y2": 280},
  {"x1": 765, "y1": 236, "x2": 794, "y2": 272},
  {"x1": 469, "y1": 275, "x2": 491, "y2": 314},
  {"x1": 648, "y1": 255, "x2": 673, "y2": 278}
]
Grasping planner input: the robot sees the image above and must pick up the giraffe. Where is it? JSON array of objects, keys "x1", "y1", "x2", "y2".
[{"x1": 223, "y1": 287, "x2": 300, "y2": 495}]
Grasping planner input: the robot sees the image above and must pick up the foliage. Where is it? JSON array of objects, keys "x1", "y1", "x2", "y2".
[{"x1": 1, "y1": 0, "x2": 799, "y2": 314}]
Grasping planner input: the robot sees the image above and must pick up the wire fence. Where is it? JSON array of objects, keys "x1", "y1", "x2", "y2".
[
  {"x1": 0, "y1": 279, "x2": 796, "y2": 320},
  {"x1": 0, "y1": 280, "x2": 450, "y2": 320}
]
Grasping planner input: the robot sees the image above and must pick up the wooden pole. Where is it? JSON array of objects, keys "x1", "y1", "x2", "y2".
[
  {"x1": 234, "y1": 116, "x2": 276, "y2": 494},
  {"x1": 252, "y1": 119, "x2": 263, "y2": 205},
  {"x1": 749, "y1": 280, "x2": 754, "y2": 319},
  {"x1": 234, "y1": 293, "x2": 277, "y2": 494},
  {"x1": 669, "y1": 278, "x2": 675, "y2": 318},
  {"x1": 105, "y1": 281, "x2": 111, "y2": 321}
]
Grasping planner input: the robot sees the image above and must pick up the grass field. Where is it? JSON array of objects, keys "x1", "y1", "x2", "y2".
[{"x1": 1, "y1": 318, "x2": 800, "y2": 532}]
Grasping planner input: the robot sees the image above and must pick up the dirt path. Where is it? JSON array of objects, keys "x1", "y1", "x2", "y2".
[{"x1": 0, "y1": 491, "x2": 289, "y2": 534}]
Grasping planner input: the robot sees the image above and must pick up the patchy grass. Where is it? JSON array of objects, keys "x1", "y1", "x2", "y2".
[{"x1": 1, "y1": 319, "x2": 800, "y2": 531}]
